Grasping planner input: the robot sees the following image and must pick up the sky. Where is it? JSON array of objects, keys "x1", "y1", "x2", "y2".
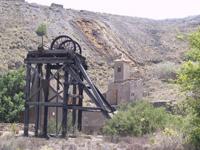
[{"x1": 26, "y1": 0, "x2": 200, "y2": 20}]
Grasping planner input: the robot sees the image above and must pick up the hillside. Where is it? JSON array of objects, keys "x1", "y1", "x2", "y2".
[{"x1": 0, "y1": 1, "x2": 200, "y2": 101}]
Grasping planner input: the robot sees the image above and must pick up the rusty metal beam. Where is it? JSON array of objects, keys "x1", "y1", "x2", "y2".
[
  {"x1": 72, "y1": 80, "x2": 77, "y2": 130},
  {"x1": 25, "y1": 58, "x2": 72, "y2": 64},
  {"x1": 24, "y1": 64, "x2": 31, "y2": 137},
  {"x1": 35, "y1": 64, "x2": 42, "y2": 137},
  {"x1": 66, "y1": 67, "x2": 101, "y2": 108},
  {"x1": 26, "y1": 102, "x2": 104, "y2": 111},
  {"x1": 75, "y1": 58, "x2": 106, "y2": 110},
  {"x1": 49, "y1": 64, "x2": 67, "y2": 80},
  {"x1": 62, "y1": 70, "x2": 69, "y2": 138},
  {"x1": 43, "y1": 64, "x2": 50, "y2": 137},
  {"x1": 26, "y1": 102, "x2": 63, "y2": 107},
  {"x1": 78, "y1": 73, "x2": 83, "y2": 131},
  {"x1": 27, "y1": 49, "x2": 74, "y2": 55},
  {"x1": 94, "y1": 85, "x2": 116, "y2": 112},
  {"x1": 66, "y1": 67, "x2": 111, "y2": 118},
  {"x1": 28, "y1": 65, "x2": 43, "y2": 80}
]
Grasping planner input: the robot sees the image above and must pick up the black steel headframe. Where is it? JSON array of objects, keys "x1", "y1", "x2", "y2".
[{"x1": 24, "y1": 35, "x2": 115, "y2": 138}]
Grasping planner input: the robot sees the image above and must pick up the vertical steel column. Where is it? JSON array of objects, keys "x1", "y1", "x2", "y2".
[
  {"x1": 56, "y1": 73, "x2": 59, "y2": 136},
  {"x1": 35, "y1": 64, "x2": 41, "y2": 137},
  {"x1": 78, "y1": 73, "x2": 83, "y2": 131},
  {"x1": 62, "y1": 67, "x2": 69, "y2": 138},
  {"x1": 43, "y1": 64, "x2": 50, "y2": 137},
  {"x1": 72, "y1": 79, "x2": 77, "y2": 133},
  {"x1": 24, "y1": 64, "x2": 31, "y2": 137}
]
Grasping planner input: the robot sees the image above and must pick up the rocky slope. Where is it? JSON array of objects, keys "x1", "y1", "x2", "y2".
[{"x1": 0, "y1": 1, "x2": 200, "y2": 101}]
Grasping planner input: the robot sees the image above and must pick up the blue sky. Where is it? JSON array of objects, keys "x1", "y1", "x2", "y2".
[{"x1": 26, "y1": 0, "x2": 200, "y2": 20}]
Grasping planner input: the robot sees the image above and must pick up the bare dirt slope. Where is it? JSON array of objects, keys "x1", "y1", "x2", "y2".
[{"x1": 0, "y1": 1, "x2": 200, "y2": 100}]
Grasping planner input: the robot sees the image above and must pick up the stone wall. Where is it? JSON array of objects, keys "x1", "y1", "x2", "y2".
[
  {"x1": 151, "y1": 100, "x2": 176, "y2": 113},
  {"x1": 151, "y1": 100, "x2": 175, "y2": 107},
  {"x1": 107, "y1": 79, "x2": 143, "y2": 105},
  {"x1": 82, "y1": 111, "x2": 107, "y2": 134},
  {"x1": 130, "y1": 79, "x2": 143, "y2": 101},
  {"x1": 107, "y1": 81, "x2": 130, "y2": 105}
]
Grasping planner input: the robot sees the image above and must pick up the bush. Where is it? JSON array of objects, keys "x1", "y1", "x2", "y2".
[
  {"x1": 0, "y1": 67, "x2": 26, "y2": 122},
  {"x1": 47, "y1": 118, "x2": 60, "y2": 134},
  {"x1": 11, "y1": 123, "x2": 19, "y2": 134},
  {"x1": 154, "y1": 62, "x2": 177, "y2": 80},
  {"x1": 47, "y1": 114, "x2": 73, "y2": 135},
  {"x1": 103, "y1": 100, "x2": 188, "y2": 141},
  {"x1": 150, "y1": 128, "x2": 185, "y2": 149}
]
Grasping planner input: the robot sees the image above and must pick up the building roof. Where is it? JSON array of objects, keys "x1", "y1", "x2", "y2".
[{"x1": 114, "y1": 54, "x2": 131, "y2": 63}]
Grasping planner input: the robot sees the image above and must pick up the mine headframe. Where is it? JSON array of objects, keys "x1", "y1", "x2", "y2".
[{"x1": 24, "y1": 35, "x2": 116, "y2": 138}]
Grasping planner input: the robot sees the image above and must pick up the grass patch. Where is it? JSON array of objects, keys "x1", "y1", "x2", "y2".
[{"x1": 154, "y1": 62, "x2": 178, "y2": 80}]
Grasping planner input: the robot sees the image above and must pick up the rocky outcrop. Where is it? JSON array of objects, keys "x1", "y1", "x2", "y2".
[{"x1": 50, "y1": 3, "x2": 63, "y2": 9}]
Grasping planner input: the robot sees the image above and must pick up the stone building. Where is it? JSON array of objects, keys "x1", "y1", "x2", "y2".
[{"x1": 106, "y1": 55, "x2": 143, "y2": 105}]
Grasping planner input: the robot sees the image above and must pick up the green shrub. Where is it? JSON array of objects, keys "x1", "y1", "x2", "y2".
[
  {"x1": 47, "y1": 118, "x2": 59, "y2": 134},
  {"x1": 188, "y1": 124, "x2": 200, "y2": 149},
  {"x1": 150, "y1": 127, "x2": 187, "y2": 149},
  {"x1": 0, "y1": 67, "x2": 26, "y2": 122},
  {"x1": 103, "y1": 100, "x2": 188, "y2": 140},
  {"x1": 11, "y1": 123, "x2": 19, "y2": 134},
  {"x1": 154, "y1": 62, "x2": 177, "y2": 80},
  {"x1": 47, "y1": 114, "x2": 73, "y2": 135},
  {"x1": 175, "y1": 27, "x2": 180, "y2": 35}
]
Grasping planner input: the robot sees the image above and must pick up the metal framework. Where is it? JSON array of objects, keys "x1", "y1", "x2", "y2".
[{"x1": 24, "y1": 35, "x2": 116, "y2": 138}]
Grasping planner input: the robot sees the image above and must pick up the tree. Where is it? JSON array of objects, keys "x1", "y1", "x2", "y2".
[
  {"x1": 176, "y1": 28, "x2": 200, "y2": 147},
  {"x1": 0, "y1": 67, "x2": 26, "y2": 122},
  {"x1": 177, "y1": 28, "x2": 200, "y2": 99},
  {"x1": 35, "y1": 22, "x2": 47, "y2": 49}
]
